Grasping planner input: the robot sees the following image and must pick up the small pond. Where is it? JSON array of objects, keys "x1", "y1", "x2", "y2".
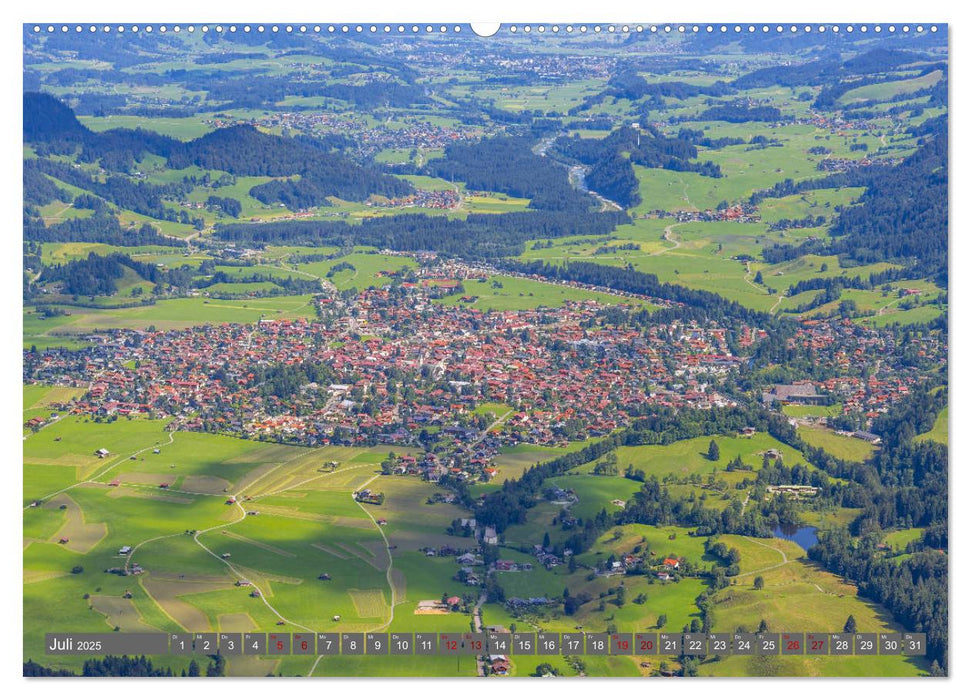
[{"x1": 772, "y1": 524, "x2": 819, "y2": 550}]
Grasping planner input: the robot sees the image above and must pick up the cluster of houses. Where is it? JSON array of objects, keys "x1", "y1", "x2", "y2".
[
  {"x1": 778, "y1": 318, "x2": 944, "y2": 422},
  {"x1": 421, "y1": 544, "x2": 475, "y2": 558},
  {"x1": 655, "y1": 558, "x2": 682, "y2": 581},
  {"x1": 247, "y1": 111, "x2": 485, "y2": 161},
  {"x1": 815, "y1": 155, "x2": 901, "y2": 173},
  {"x1": 353, "y1": 488, "x2": 384, "y2": 505},
  {"x1": 475, "y1": 53, "x2": 613, "y2": 81},
  {"x1": 766, "y1": 484, "x2": 820, "y2": 499},
  {"x1": 656, "y1": 203, "x2": 761, "y2": 224},
  {"x1": 24, "y1": 413, "x2": 59, "y2": 430},
  {"x1": 594, "y1": 549, "x2": 683, "y2": 581},
  {"x1": 370, "y1": 188, "x2": 460, "y2": 210},
  {"x1": 25, "y1": 261, "x2": 762, "y2": 484}
]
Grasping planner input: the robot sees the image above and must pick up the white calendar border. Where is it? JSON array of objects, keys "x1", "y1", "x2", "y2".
[{"x1": 2, "y1": 0, "x2": 963, "y2": 697}]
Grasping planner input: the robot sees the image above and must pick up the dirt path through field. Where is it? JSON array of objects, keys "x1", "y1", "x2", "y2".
[{"x1": 737, "y1": 536, "x2": 790, "y2": 577}]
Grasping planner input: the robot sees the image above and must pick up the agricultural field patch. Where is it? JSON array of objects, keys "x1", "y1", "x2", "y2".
[{"x1": 797, "y1": 426, "x2": 876, "y2": 462}]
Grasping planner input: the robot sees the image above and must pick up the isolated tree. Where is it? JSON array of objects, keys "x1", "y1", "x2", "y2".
[
  {"x1": 843, "y1": 615, "x2": 858, "y2": 634},
  {"x1": 656, "y1": 614, "x2": 668, "y2": 629},
  {"x1": 707, "y1": 440, "x2": 720, "y2": 462},
  {"x1": 754, "y1": 575, "x2": 765, "y2": 590},
  {"x1": 758, "y1": 619, "x2": 769, "y2": 633},
  {"x1": 206, "y1": 656, "x2": 225, "y2": 677}
]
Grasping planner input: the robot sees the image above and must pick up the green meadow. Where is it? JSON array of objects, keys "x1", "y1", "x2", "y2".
[
  {"x1": 797, "y1": 426, "x2": 876, "y2": 463},
  {"x1": 24, "y1": 420, "x2": 482, "y2": 674},
  {"x1": 435, "y1": 274, "x2": 656, "y2": 312},
  {"x1": 915, "y1": 406, "x2": 948, "y2": 445},
  {"x1": 295, "y1": 253, "x2": 417, "y2": 291},
  {"x1": 601, "y1": 432, "x2": 817, "y2": 480},
  {"x1": 838, "y1": 70, "x2": 944, "y2": 105},
  {"x1": 24, "y1": 295, "x2": 317, "y2": 349}
]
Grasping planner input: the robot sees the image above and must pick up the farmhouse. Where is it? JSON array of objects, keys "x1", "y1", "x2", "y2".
[{"x1": 416, "y1": 600, "x2": 449, "y2": 613}]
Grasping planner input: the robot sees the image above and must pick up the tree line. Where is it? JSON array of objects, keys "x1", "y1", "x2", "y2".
[
  {"x1": 424, "y1": 135, "x2": 595, "y2": 212},
  {"x1": 214, "y1": 209, "x2": 629, "y2": 259}
]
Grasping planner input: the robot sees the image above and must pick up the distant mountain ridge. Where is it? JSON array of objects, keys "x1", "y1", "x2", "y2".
[{"x1": 23, "y1": 92, "x2": 412, "y2": 202}]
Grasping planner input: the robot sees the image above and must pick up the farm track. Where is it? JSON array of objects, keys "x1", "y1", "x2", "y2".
[
  {"x1": 174, "y1": 449, "x2": 357, "y2": 633},
  {"x1": 472, "y1": 410, "x2": 513, "y2": 447},
  {"x1": 191, "y1": 503, "x2": 314, "y2": 633},
  {"x1": 25, "y1": 430, "x2": 178, "y2": 509},
  {"x1": 45, "y1": 434, "x2": 382, "y2": 643},
  {"x1": 737, "y1": 535, "x2": 791, "y2": 577},
  {"x1": 19, "y1": 428, "x2": 325, "y2": 633},
  {"x1": 646, "y1": 224, "x2": 682, "y2": 257},
  {"x1": 742, "y1": 260, "x2": 766, "y2": 293},
  {"x1": 309, "y1": 470, "x2": 396, "y2": 676},
  {"x1": 352, "y1": 474, "x2": 396, "y2": 633},
  {"x1": 875, "y1": 296, "x2": 904, "y2": 316},
  {"x1": 267, "y1": 262, "x2": 339, "y2": 297}
]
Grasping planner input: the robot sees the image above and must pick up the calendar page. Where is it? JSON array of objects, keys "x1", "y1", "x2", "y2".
[{"x1": 21, "y1": 19, "x2": 948, "y2": 681}]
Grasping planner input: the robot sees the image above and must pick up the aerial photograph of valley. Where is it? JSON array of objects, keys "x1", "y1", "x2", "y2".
[{"x1": 21, "y1": 22, "x2": 947, "y2": 678}]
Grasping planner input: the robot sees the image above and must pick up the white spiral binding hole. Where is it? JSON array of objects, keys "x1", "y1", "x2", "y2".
[{"x1": 30, "y1": 24, "x2": 938, "y2": 35}]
